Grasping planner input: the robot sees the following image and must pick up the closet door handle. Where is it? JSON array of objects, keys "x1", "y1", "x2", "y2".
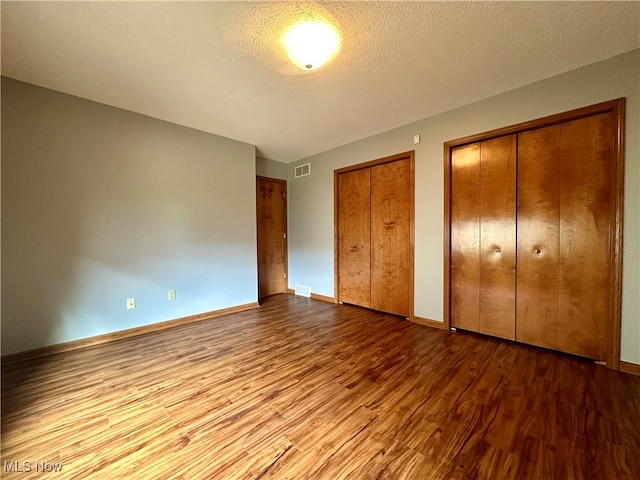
[
  {"x1": 360, "y1": 245, "x2": 364, "y2": 249},
  {"x1": 535, "y1": 248, "x2": 541, "y2": 254},
  {"x1": 378, "y1": 245, "x2": 382, "y2": 249},
  {"x1": 494, "y1": 248, "x2": 501, "y2": 253}
]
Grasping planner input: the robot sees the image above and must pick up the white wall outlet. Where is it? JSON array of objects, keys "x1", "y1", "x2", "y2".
[
  {"x1": 168, "y1": 290, "x2": 176, "y2": 301},
  {"x1": 126, "y1": 298, "x2": 135, "y2": 310}
]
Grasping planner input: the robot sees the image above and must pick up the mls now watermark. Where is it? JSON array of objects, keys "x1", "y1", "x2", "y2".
[{"x1": 4, "y1": 460, "x2": 64, "y2": 473}]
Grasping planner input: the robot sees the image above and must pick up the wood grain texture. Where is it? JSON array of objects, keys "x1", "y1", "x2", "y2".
[
  {"x1": 2, "y1": 294, "x2": 639, "y2": 479},
  {"x1": 1, "y1": 302, "x2": 260, "y2": 365},
  {"x1": 309, "y1": 293, "x2": 335, "y2": 304},
  {"x1": 370, "y1": 158, "x2": 412, "y2": 317},
  {"x1": 451, "y1": 136, "x2": 515, "y2": 339},
  {"x1": 518, "y1": 112, "x2": 617, "y2": 363},
  {"x1": 516, "y1": 125, "x2": 561, "y2": 348},
  {"x1": 337, "y1": 168, "x2": 371, "y2": 307},
  {"x1": 446, "y1": 98, "x2": 624, "y2": 369},
  {"x1": 257, "y1": 177, "x2": 288, "y2": 298},
  {"x1": 411, "y1": 316, "x2": 447, "y2": 330},
  {"x1": 620, "y1": 361, "x2": 640, "y2": 377},
  {"x1": 479, "y1": 135, "x2": 516, "y2": 340},
  {"x1": 450, "y1": 143, "x2": 481, "y2": 332},
  {"x1": 558, "y1": 113, "x2": 614, "y2": 362},
  {"x1": 335, "y1": 152, "x2": 414, "y2": 319}
]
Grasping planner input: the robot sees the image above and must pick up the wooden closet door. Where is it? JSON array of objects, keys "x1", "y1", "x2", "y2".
[
  {"x1": 370, "y1": 158, "x2": 412, "y2": 317},
  {"x1": 337, "y1": 168, "x2": 371, "y2": 307},
  {"x1": 450, "y1": 136, "x2": 516, "y2": 338},
  {"x1": 517, "y1": 112, "x2": 616, "y2": 361}
]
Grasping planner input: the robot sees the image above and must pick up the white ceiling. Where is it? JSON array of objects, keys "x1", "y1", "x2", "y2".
[{"x1": 2, "y1": 1, "x2": 639, "y2": 163}]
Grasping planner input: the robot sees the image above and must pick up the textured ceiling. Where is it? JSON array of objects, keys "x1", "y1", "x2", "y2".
[{"x1": 2, "y1": 1, "x2": 639, "y2": 162}]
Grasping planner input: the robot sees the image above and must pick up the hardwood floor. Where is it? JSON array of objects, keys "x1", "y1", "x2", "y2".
[{"x1": 2, "y1": 294, "x2": 639, "y2": 479}]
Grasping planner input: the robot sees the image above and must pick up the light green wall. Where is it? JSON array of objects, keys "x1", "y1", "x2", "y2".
[
  {"x1": 288, "y1": 49, "x2": 640, "y2": 365},
  {"x1": 256, "y1": 156, "x2": 288, "y2": 180},
  {"x1": 1, "y1": 77, "x2": 258, "y2": 354}
]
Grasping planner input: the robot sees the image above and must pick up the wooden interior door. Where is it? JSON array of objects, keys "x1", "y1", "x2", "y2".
[
  {"x1": 370, "y1": 158, "x2": 412, "y2": 317},
  {"x1": 450, "y1": 136, "x2": 516, "y2": 338},
  {"x1": 517, "y1": 112, "x2": 617, "y2": 361},
  {"x1": 337, "y1": 168, "x2": 371, "y2": 307},
  {"x1": 256, "y1": 177, "x2": 287, "y2": 299}
]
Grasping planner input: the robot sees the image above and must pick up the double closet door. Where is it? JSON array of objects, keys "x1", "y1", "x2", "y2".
[
  {"x1": 335, "y1": 152, "x2": 414, "y2": 318},
  {"x1": 448, "y1": 99, "x2": 624, "y2": 368}
]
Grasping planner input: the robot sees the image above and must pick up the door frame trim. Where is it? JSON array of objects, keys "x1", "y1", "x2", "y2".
[
  {"x1": 443, "y1": 98, "x2": 625, "y2": 369},
  {"x1": 334, "y1": 151, "x2": 415, "y2": 320}
]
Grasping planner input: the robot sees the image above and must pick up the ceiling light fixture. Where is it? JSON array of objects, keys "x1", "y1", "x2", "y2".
[{"x1": 282, "y1": 20, "x2": 341, "y2": 71}]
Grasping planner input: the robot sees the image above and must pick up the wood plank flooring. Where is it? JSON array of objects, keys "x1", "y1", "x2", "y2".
[{"x1": 2, "y1": 294, "x2": 639, "y2": 479}]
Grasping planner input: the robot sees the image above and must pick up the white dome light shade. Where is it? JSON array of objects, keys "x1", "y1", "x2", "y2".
[{"x1": 282, "y1": 21, "x2": 341, "y2": 71}]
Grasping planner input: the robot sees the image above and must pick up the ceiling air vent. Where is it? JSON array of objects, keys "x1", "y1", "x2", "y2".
[{"x1": 294, "y1": 163, "x2": 311, "y2": 178}]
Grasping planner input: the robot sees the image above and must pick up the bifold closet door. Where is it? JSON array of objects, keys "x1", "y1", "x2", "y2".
[
  {"x1": 451, "y1": 135, "x2": 516, "y2": 339},
  {"x1": 370, "y1": 159, "x2": 412, "y2": 317},
  {"x1": 337, "y1": 168, "x2": 371, "y2": 307},
  {"x1": 336, "y1": 155, "x2": 413, "y2": 318},
  {"x1": 517, "y1": 112, "x2": 616, "y2": 361}
]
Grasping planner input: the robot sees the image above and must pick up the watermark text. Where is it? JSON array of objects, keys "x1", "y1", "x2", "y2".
[{"x1": 3, "y1": 460, "x2": 64, "y2": 473}]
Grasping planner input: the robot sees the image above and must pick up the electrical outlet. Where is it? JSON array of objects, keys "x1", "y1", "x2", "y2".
[
  {"x1": 126, "y1": 298, "x2": 135, "y2": 310},
  {"x1": 168, "y1": 290, "x2": 176, "y2": 301}
]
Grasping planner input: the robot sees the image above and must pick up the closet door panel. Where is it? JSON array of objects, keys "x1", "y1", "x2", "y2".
[
  {"x1": 517, "y1": 112, "x2": 615, "y2": 361},
  {"x1": 517, "y1": 126, "x2": 561, "y2": 347},
  {"x1": 450, "y1": 144, "x2": 481, "y2": 332},
  {"x1": 557, "y1": 113, "x2": 614, "y2": 361},
  {"x1": 337, "y1": 168, "x2": 371, "y2": 307},
  {"x1": 479, "y1": 135, "x2": 516, "y2": 340},
  {"x1": 370, "y1": 158, "x2": 412, "y2": 317}
]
